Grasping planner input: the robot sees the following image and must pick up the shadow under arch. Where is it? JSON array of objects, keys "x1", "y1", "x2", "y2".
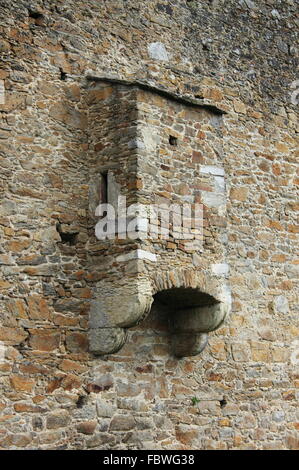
[{"x1": 152, "y1": 286, "x2": 226, "y2": 357}]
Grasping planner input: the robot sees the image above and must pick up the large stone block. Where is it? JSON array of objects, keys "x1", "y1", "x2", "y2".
[{"x1": 89, "y1": 327, "x2": 127, "y2": 355}]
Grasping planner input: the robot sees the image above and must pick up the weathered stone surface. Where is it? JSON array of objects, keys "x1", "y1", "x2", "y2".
[
  {"x1": 286, "y1": 433, "x2": 299, "y2": 450},
  {"x1": 46, "y1": 411, "x2": 71, "y2": 430},
  {"x1": 49, "y1": 102, "x2": 87, "y2": 129},
  {"x1": 148, "y1": 42, "x2": 169, "y2": 61},
  {"x1": 175, "y1": 425, "x2": 200, "y2": 446},
  {"x1": 76, "y1": 421, "x2": 97, "y2": 435},
  {"x1": 28, "y1": 329, "x2": 60, "y2": 352},
  {"x1": 272, "y1": 295, "x2": 289, "y2": 314},
  {"x1": 230, "y1": 187, "x2": 249, "y2": 202},
  {"x1": 27, "y1": 295, "x2": 51, "y2": 320},
  {"x1": 10, "y1": 375, "x2": 35, "y2": 392},
  {"x1": 172, "y1": 333, "x2": 208, "y2": 358},
  {"x1": 87, "y1": 374, "x2": 114, "y2": 393},
  {"x1": 170, "y1": 303, "x2": 227, "y2": 335},
  {"x1": 89, "y1": 282, "x2": 153, "y2": 329},
  {"x1": 96, "y1": 400, "x2": 116, "y2": 418},
  {"x1": 0, "y1": 0, "x2": 297, "y2": 452},
  {"x1": 231, "y1": 343, "x2": 251, "y2": 362},
  {"x1": 65, "y1": 332, "x2": 88, "y2": 352},
  {"x1": 109, "y1": 415, "x2": 135, "y2": 431},
  {"x1": 89, "y1": 328, "x2": 127, "y2": 355},
  {"x1": 0, "y1": 327, "x2": 28, "y2": 345}
]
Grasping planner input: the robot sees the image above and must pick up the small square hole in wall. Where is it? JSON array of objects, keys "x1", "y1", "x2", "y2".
[
  {"x1": 56, "y1": 224, "x2": 78, "y2": 246},
  {"x1": 28, "y1": 10, "x2": 45, "y2": 26},
  {"x1": 169, "y1": 135, "x2": 178, "y2": 146},
  {"x1": 60, "y1": 68, "x2": 67, "y2": 81}
]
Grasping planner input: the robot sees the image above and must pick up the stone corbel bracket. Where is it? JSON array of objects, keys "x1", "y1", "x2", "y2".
[
  {"x1": 89, "y1": 277, "x2": 153, "y2": 355},
  {"x1": 169, "y1": 298, "x2": 229, "y2": 357}
]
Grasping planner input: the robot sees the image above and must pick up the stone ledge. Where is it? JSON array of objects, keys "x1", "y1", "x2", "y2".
[{"x1": 85, "y1": 75, "x2": 227, "y2": 115}]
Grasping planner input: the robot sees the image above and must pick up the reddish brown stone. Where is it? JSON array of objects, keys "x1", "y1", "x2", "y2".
[
  {"x1": 14, "y1": 403, "x2": 44, "y2": 413},
  {"x1": 28, "y1": 329, "x2": 60, "y2": 352},
  {"x1": 0, "y1": 326, "x2": 28, "y2": 345},
  {"x1": 27, "y1": 294, "x2": 51, "y2": 320},
  {"x1": 192, "y1": 151, "x2": 203, "y2": 163},
  {"x1": 65, "y1": 332, "x2": 88, "y2": 352},
  {"x1": 5, "y1": 240, "x2": 31, "y2": 252},
  {"x1": 10, "y1": 375, "x2": 35, "y2": 392},
  {"x1": 77, "y1": 421, "x2": 97, "y2": 435}
]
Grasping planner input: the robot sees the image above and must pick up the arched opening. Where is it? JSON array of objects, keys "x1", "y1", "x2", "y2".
[{"x1": 152, "y1": 287, "x2": 224, "y2": 357}]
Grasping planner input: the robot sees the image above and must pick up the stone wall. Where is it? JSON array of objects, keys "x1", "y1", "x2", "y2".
[{"x1": 0, "y1": 0, "x2": 298, "y2": 450}]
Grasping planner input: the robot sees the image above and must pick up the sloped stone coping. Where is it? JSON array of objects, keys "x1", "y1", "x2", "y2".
[{"x1": 86, "y1": 75, "x2": 227, "y2": 115}]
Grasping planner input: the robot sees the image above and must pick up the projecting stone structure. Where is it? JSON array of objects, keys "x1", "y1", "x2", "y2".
[
  {"x1": 87, "y1": 78, "x2": 231, "y2": 357},
  {"x1": 0, "y1": 0, "x2": 298, "y2": 451}
]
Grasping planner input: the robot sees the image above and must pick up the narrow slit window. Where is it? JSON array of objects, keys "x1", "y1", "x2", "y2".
[{"x1": 100, "y1": 172, "x2": 108, "y2": 204}]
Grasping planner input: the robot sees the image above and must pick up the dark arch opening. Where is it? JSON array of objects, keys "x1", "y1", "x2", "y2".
[
  {"x1": 154, "y1": 287, "x2": 219, "y2": 310},
  {"x1": 150, "y1": 287, "x2": 222, "y2": 357}
]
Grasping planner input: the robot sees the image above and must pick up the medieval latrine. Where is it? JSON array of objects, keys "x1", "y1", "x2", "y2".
[
  {"x1": 87, "y1": 78, "x2": 231, "y2": 357},
  {"x1": 0, "y1": 0, "x2": 298, "y2": 450}
]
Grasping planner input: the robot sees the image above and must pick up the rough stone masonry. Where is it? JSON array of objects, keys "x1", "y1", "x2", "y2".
[{"x1": 0, "y1": 0, "x2": 298, "y2": 450}]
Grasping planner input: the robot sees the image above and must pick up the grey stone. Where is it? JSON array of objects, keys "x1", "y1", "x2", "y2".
[
  {"x1": 116, "y1": 249, "x2": 157, "y2": 262},
  {"x1": 273, "y1": 295, "x2": 289, "y2": 314},
  {"x1": 214, "y1": 176, "x2": 226, "y2": 193},
  {"x1": 219, "y1": 427, "x2": 234, "y2": 438},
  {"x1": 192, "y1": 253, "x2": 202, "y2": 267},
  {"x1": 89, "y1": 283, "x2": 153, "y2": 329},
  {"x1": 0, "y1": 199, "x2": 16, "y2": 216},
  {"x1": 200, "y1": 165, "x2": 225, "y2": 176},
  {"x1": 86, "y1": 433, "x2": 116, "y2": 448},
  {"x1": 89, "y1": 327, "x2": 127, "y2": 355},
  {"x1": 170, "y1": 303, "x2": 227, "y2": 334},
  {"x1": 148, "y1": 42, "x2": 169, "y2": 61},
  {"x1": 239, "y1": 0, "x2": 256, "y2": 8},
  {"x1": 128, "y1": 139, "x2": 145, "y2": 149},
  {"x1": 222, "y1": 403, "x2": 239, "y2": 416},
  {"x1": 285, "y1": 264, "x2": 299, "y2": 278},
  {"x1": 172, "y1": 333, "x2": 208, "y2": 358},
  {"x1": 211, "y1": 263, "x2": 230, "y2": 277},
  {"x1": 201, "y1": 191, "x2": 225, "y2": 211},
  {"x1": 73, "y1": 405, "x2": 96, "y2": 420},
  {"x1": 210, "y1": 115, "x2": 223, "y2": 128},
  {"x1": 117, "y1": 398, "x2": 147, "y2": 412},
  {"x1": 39, "y1": 226, "x2": 61, "y2": 242},
  {"x1": 135, "y1": 417, "x2": 154, "y2": 430},
  {"x1": 92, "y1": 373, "x2": 114, "y2": 391},
  {"x1": 277, "y1": 41, "x2": 289, "y2": 54},
  {"x1": 17, "y1": 255, "x2": 46, "y2": 266},
  {"x1": 272, "y1": 411, "x2": 285, "y2": 422},
  {"x1": 109, "y1": 415, "x2": 135, "y2": 431},
  {"x1": 271, "y1": 9, "x2": 280, "y2": 19},
  {"x1": 96, "y1": 399, "x2": 116, "y2": 418},
  {"x1": 46, "y1": 410, "x2": 70, "y2": 429}
]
